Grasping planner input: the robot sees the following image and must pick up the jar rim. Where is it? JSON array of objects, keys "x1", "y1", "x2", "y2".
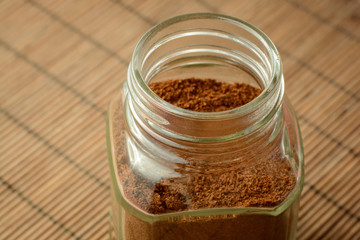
[{"x1": 130, "y1": 12, "x2": 283, "y2": 120}]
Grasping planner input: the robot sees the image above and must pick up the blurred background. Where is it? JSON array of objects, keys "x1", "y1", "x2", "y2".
[{"x1": 1, "y1": 0, "x2": 359, "y2": 239}]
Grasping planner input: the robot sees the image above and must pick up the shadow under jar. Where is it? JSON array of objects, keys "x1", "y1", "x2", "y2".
[{"x1": 107, "y1": 13, "x2": 304, "y2": 240}]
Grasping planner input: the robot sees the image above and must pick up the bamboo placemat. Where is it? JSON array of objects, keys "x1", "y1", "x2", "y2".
[{"x1": 1, "y1": 0, "x2": 359, "y2": 239}]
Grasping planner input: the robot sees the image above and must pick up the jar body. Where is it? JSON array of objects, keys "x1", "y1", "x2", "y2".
[
  {"x1": 108, "y1": 91, "x2": 303, "y2": 240},
  {"x1": 107, "y1": 13, "x2": 304, "y2": 240}
]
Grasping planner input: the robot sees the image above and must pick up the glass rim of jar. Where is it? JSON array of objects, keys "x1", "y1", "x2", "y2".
[{"x1": 129, "y1": 12, "x2": 283, "y2": 120}]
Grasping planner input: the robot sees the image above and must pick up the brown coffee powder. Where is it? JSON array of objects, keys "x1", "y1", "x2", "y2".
[
  {"x1": 149, "y1": 78, "x2": 262, "y2": 112},
  {"x1": 113, "y1": 78, "x2": 297, "y2": 239}
]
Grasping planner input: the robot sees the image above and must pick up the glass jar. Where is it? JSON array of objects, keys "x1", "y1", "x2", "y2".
[{"x1": 107, "y1": 13, "x2": 304, "y2": 240}]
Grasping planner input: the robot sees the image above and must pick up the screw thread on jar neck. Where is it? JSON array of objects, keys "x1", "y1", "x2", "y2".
[{"x1": 126, "y1": 13, "x2": 283, "y2": 143}]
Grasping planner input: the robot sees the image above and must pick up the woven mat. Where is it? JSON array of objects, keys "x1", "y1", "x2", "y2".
[{"x1": 1, "y1": 0, "x2": 359, "y2": 239}]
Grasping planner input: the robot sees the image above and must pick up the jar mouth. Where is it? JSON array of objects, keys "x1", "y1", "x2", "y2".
[{"x1": 130, "y1": 13, "x2": 282, "y2": 120}]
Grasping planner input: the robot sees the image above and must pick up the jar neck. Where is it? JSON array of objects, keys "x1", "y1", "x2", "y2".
[{"x1": 126, "y1": 13, "x2": 283, "y2": 144}]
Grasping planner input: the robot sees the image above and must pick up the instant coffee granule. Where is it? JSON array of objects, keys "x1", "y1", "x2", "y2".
[{"x1": 114, "y1": 78, "x2": 297, "y2": 240}]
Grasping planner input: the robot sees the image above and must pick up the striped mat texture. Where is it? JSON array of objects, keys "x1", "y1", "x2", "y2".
[{"x1": 1, "y1": 0, "x2": 359, "y2": 239}]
